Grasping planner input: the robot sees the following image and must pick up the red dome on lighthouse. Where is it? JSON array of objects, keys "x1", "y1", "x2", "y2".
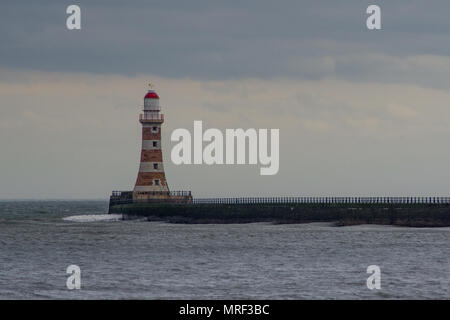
[{"x1": 144, "y1": 90, "x2": 159, "y2": 99}]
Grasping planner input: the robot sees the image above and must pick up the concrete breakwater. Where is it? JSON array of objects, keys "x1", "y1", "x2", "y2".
[{"x1": 108, "y1": 202, "x2": 450, "y2": 227}]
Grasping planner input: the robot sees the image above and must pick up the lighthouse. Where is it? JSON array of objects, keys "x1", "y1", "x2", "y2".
[
  {"x1": 133, "y1": 86, "x2": 170, "y2": 200},
  {"x1": 108, "y1": 85, "x2": 192, "y2": 207}
]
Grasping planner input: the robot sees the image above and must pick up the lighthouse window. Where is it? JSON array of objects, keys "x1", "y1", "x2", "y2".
[
  {"x1": 152, "y1": 126, "x2": 158, "y2": 133},
  {"x1": 154, "y1": 179, "x2": 160, "y2": 186},
  {"x1": 153, "y1": 163, "x2": 158, "y2": 170},
  {"x1": 152, "y1": 141, "x2": 157, "y2": 148}
]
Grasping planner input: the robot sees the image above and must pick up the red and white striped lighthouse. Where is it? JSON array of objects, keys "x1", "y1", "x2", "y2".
[{"x1": 133, "y1": 85, "x2": 170, "y2": 200}]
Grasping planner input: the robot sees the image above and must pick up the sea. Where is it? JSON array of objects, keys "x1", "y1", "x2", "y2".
[{"x1": 0, "y1": 200, "x2": 448, "y2": 299}]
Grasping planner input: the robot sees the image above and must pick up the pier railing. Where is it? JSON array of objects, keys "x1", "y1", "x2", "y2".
[
  {"x1": 110, "y1": 192, "x2": 450, "y2": 206},
  {"x1": 192, "y1": 196, "x2": 450, "y2": 205},
  {"x1": 111, "y1": 190, "x2": 191, "y2": 197}
]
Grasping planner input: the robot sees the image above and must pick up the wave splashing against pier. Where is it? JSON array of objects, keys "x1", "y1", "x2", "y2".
[{"x1": 63, "y1": 214, "x2": 122, "y2": 222}]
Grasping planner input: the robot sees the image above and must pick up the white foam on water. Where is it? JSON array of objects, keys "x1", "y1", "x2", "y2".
[{"x1": 63, "y1": 214, "x2": 123, "y2": 222}]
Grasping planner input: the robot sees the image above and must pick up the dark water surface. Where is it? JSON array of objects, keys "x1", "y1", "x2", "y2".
[{"x1": 0, "y1": 201, "x2": 448, "y2": 299}]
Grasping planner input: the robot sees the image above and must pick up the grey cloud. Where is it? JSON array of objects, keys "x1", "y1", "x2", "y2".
[{"x1": 2, "y1": 0, "x2": 450, "y2": 85}]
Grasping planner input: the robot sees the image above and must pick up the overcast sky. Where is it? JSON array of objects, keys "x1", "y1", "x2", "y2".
[{"x1": 2, "y1": 1, "x2": 450, "y2": 199}]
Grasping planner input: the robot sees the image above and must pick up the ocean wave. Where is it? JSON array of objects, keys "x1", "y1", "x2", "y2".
[{"x1": 63, "y1": 214, "x2": 122, "y2": 222}]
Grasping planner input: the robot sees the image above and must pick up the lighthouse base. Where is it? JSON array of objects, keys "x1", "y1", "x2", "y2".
[{"x1": 109, "y1": 190, "x2": 193, "y2": 210}]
